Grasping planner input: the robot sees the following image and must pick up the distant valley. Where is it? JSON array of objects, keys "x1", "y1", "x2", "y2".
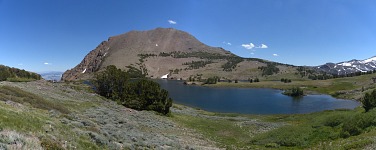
[{"x1": 39, "y1": 71, "x2": 63, "y2": 81}]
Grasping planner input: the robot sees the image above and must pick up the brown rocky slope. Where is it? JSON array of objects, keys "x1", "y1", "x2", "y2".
[{"x1": 62, "y1": 28, "x2": 299, "y2": 81}]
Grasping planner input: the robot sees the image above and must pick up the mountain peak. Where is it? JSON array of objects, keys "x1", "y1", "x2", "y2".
[{"x1": 62, "y1": 28, "x2": 232, "y2": 81}]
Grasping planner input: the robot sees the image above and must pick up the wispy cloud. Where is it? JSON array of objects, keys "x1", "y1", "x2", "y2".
[
  {"x1": 273, "y1": 54, "x2": 278, "y2": 56},
  {"x1": 250, "y1": 52, "x2": 255, "y2": 55},
  {"x1": 18, "y1": 63, "x2": 23, "y2": 66},
  {"x1": 242, "y1": 42, "x2": 268, "y2": 49},
  {"x1": 223, "y1": 41, "x2": 232, "y2": 46},
  {"x1": 241, "y1": 43, "x2": 255, "y2": 49},
  {"x1": 168, "y1": 20, "x2": 177, "y2": 25},
  {"x1": 44, "y1": 62, "x2": 51, "y2": 65},
  {"x1": 258, "y1": 44, "x2": 268, "y2": 49}
]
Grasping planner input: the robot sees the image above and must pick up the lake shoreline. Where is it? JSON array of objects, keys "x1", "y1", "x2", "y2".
[
  {"x1": 178, "y1": 79, "x2": 365, "y2": 101},
  {"x1": 157, "y1": 80, "x2": 360, "y2": 114}
]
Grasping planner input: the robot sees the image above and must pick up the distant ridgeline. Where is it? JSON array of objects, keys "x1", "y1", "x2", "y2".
[{"x1": 0, "y1": 65, "x2": 41, "y2": 81}]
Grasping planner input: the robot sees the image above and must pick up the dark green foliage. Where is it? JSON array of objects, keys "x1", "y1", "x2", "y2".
[
  {"x1": 0, "y1": 65, "x2": 41, "y2": 81},
  {"x1": 258, "y1": 63, "x2": 280, "y2": 76},
  {"x1": 322, "y1": 114, "x2": 346, "y2": 127},
  {"x1": 125, "y1": 65, "x2": 146, "y2": 78},
  {"x1": 138, "y1": 53, "x2": 157, "y2": 59},
  {"x1": 254, "y1": 78, "x2": 260, "y2": 82},
  {"x1": 94, "y1": 65, "x2": 172, "y2": 115},
  {"x1": 281, "y1": 78, "x2": 292, "y2": 83},
  {"x1": 158, "y1": 52, "x2": 171, "y2": 57},
  {"x1": 283, "y1": 87, "x2": 304, "y2": 97},
  {"x1": 183, "y1": 60, "x2": 213, "y2": 70},
  {"x1": 362, "y1": 90, "x2": 376, "y2": 112},
  {"x1": 221, "y1": 57, "x2": 243, "y2": 72},
  {"x1": 123, "y1": 79, "x2": 172, "y2": 115},
  {"x1": 205, "y1": 76, "x2": 219, "y2": 84},
  {"x1": 340, "y1": 112, "x2": 376, "y2": 138}
]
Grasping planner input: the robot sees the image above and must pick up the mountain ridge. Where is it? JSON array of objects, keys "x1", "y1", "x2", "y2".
[
  {"x1": 62, "y1": 28, "x2": 292, "y2": 81},
  {"x1": 62, "y1": 27, "x2": 375, "y2": 81},
  {"x1": 316, "y1": 56, "x2": 376, "y2": 75}
]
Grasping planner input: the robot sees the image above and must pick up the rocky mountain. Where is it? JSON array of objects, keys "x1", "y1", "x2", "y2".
[
  {"x1": 62, "y1": 28, "x2": 299, "y2": 81},
  {"x1": 316, "y1": 56, "x2": 376, "y2": 75}
]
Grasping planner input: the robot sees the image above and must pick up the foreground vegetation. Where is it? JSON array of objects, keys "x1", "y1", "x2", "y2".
[
  {"x1": 172, "y1": 105, "x2": 376, "y2": 149},
  {"x1": 94, "y1": 65, "x2": 172, "y2": 115},
  {"x1": 1, "y1": 80, "x2": 376, "y2": 149}
]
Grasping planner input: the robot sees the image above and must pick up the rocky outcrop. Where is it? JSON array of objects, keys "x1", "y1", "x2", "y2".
[{"x1": 62, "y1": 41, "x2": 110, "y2": 81}]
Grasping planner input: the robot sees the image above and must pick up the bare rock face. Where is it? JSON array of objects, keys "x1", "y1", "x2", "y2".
[{"x1": 62, "y1": 41, "x2": 110, "y2": 81}]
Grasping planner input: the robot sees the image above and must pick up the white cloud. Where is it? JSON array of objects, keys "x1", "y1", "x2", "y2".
[
  {"x1": 223, "y1": 41, "x2": 232, "y2": 46},
  {"x1": 241, "y1": 43, "x2": 255, "y2": 49},
  {"x1": 168, "y1": 20, "x2": 177, "y2": 24},
  {"x1": 44, "y1": 62, "x2": 50, "y2": 65},
  {"x1": 273, "y1": 54, "x2": 278, "y2": 56},
  {"x1": 258, "y1": 44, "x2": 268, "y2": 49},
  {"x1": 18, "y1": 63, "x2": 23, "y2": 66},
  {"x1": 250, "y1": 52, "x2": 255, "y2": 55}
]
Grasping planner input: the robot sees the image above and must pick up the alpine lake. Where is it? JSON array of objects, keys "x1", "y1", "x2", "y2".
[{"x1": 156, "y1": 80, "x2": 360, "y2": 114}]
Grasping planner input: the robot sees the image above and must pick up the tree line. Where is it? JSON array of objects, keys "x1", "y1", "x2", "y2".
[
  {"x1": 94, "y1": 65, "x2": 172, "y2": 115},
  {"x1": 0, "y1": 65, "x2": 41, "y2": 81}
]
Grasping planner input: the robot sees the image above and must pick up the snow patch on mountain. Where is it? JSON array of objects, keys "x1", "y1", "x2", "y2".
[
  {"x1": 361, "y1": 56, "x2": 376, "y2": 63},
  {"x1": 316, "y1": 56, "x2": 376, "y2": 75}
]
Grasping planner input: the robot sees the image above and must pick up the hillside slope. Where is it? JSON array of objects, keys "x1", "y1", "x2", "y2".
[
  {"x1": 62, "y1": 28, "x2": 303, "y2": 81},
  {"x1": 0, "y1": 80, "x2": 219, "y2": 149}
]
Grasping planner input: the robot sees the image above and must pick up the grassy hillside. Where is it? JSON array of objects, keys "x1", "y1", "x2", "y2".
[
  {"x1": 0, "y1": 81, "x2": 217, "y2": 149},
  {"x1": 172, "y1": 105, "x2": 376, "y2": 149}
]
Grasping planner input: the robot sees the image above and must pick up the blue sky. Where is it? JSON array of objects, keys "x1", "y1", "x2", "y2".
[{"x1": 0, "y1": 0, "x2": 375, "y2": 72}]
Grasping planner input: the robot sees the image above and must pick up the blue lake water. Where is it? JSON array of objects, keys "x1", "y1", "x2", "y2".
[{"x1": 156, "y1": 80, "x2": 360, "y2": 114}]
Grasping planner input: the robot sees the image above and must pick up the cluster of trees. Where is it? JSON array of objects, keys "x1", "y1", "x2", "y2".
[
  {"x1": 308, "y1": 73, "x2": 333, "y2": 80},
  {"x1": 138, "y1": 53, "x2": 157, "y2": 59},
  {"x1": 296, "y1": 66, "x2": 316, "y2": 78},
  {"x1": 138, "y1": 53, "x2": 157, "y2": 63},
  {"x1": 182, "y1": 60, "x2": 213, "y2": 70},
  {"x1": 158, "y1": 51, "x2": 227, "y2": 59},
  {"x1": 221, "y1": 57, "x2": 243, "y2": 72},
  {"x1": 169, "y1": 69, "x2": 182, "y2": 74},
  {"x1": 247, "y1": 78, "x2": 260, "y2": 83},
  {"x1": 258, "y1": 63, "x2": 280, "y2": 76},
  {"x1": 0, "y1": 65, "x2": 41, "y2": 81},
  {"x1": 281, "y1": 78, "x2": 292, "y2": 83},
  {"x1": 188, "y1": 74, "x2": 203, "y2": 82},
  {"x1": 295, "y1": 66, "x2": 376, "y2": 81},
  {"x1": 94, "y1": 65, "x2": 172, "y2": 115},
  {"x1": 362, "y1": 90, "x2": 376, "y2": 112},
  {"x1": 283, "y1": 87, "x2": 304, "y2": 97},
  {"x1": 125, "y1": 65, "x2": 147, "y2": 78},
  {"x1": 156, "y1": 51, "x2": 246, "y2": 72},
  {"x1": 205, "y1": 76, "x2": 220, "y2": 84}
]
